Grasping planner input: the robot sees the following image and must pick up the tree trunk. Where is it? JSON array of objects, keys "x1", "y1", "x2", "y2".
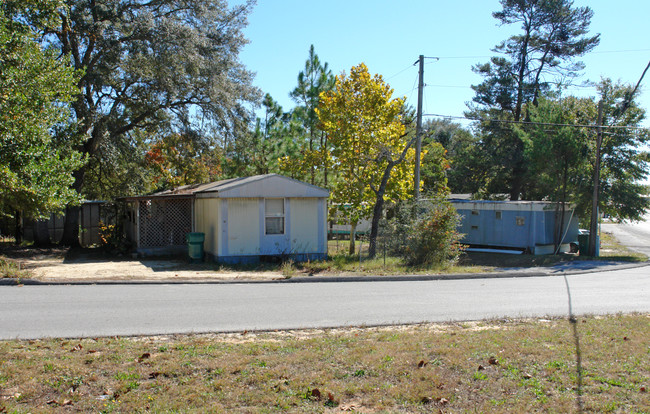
[
  {"x1": 309, "y1": 128, "x2": 315, "y2": 185},
  {"x1": 60, "y1": 167, "x2": 86, "y2": 247},
  {"x1": 33, "y1": 218, "x2": 52, "y2": 247},
  {"x1": 368, "y1": 192, "x2": 385, "y2": 258},
  {"x1": 368, "y1": 161, "x2": 398, "y2": 258},
  {"x1": 322, "y1": 131, "x2": 328, "y2": 187},
  {"x1": 60, "y1": 205, "x2": 81, "y2": 247},
  {"x1": 555, "y1": 160, "x2": 569, "y2": 252},
  {"x1": 348, "y1": 222, "x2": 357, "y2": 256},
  {"x1": 14, "y1": 210, "x2": 23, "y2": 245},
  {"x1": 513, "y1": 23, "x2": 531, "y2": 122}
]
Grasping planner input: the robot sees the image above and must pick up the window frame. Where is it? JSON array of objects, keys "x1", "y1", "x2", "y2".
[{"x1": 264, "y1": 198, "x2": 285, "y2": 235}]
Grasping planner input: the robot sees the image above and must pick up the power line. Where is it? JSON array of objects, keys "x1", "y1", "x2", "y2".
[
  {"x1": 423, "y1": 113, "x2": 650, "y2": 131},
  {"x1": 420, "y1": 83, "x2": 598, "y2": 90},
  {"x1": 386, "y1": 64, "x2": 415, "y2": 80},
  {"x1": 430, "y1": 48, "x2": 650, "y2": 60}
]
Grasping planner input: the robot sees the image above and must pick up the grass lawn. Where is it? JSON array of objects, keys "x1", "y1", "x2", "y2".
[{"x1": 0, "y1": 314, "x2": 648, "y2": 413}]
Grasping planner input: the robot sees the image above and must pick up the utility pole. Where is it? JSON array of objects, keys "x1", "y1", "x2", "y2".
[
  {"x1": 414, "y1": 55, "x2": 424, "y2": 200},
  {"x1": 588, "y1": 100, "x2": 603, "y2": 257}
]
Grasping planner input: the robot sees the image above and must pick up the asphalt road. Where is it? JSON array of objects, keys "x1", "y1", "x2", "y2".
[
  {"x1": 1, "y1": 268, "x2": 648, "y2": 339},
  {"x1": 602, "y1": 215, "x2": 650, "y2": 257}
]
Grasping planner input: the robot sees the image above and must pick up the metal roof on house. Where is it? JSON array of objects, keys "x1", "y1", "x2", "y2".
[
  {"x1": 120, "y1": 174, "x2": 329, "y2": 201},
  {"x1": 450, "y1": 199, "x2": 574, "y2": 212}
]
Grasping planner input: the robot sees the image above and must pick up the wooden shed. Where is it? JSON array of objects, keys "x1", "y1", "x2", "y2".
[
  {"x1": 122, "y1": 174, "x2": 329, "y2": 262},
  {"x1": 450, "y1": 199, "x2": 579, "y2": 255}
]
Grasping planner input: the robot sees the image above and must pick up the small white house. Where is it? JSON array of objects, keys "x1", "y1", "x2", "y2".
[{"x1": 122, "y1": 174, "x2": 329, "y2": 263}]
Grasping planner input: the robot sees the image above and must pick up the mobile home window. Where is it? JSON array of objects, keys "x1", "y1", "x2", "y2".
[
  {"x1": 516, "y1": 216, "x2": 525, "y2": 226},
  {"x1": 495, "y1": 211, "x2": 502, "y2": 220},
  {"x1": 265, "y1": 199, "x2": 285, "y2": 235}
]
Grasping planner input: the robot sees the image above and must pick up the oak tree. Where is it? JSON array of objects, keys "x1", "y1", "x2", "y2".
[{"x1": 38, "y1": 0, "x2": 260, "y2": 245}]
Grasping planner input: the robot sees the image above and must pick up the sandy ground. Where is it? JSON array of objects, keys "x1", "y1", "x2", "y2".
[{"x1": 12, "y1": 250, "x2": 283, "y2": 282}]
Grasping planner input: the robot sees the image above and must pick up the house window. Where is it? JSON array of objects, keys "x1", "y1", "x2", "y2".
[
  {"x1": 265, "y1": 198, "x2": 284, "y2": 235},
  {"x1": 495, "y1": 211, "x2": 502, "y2": 220},
  {"x1": 516, "y1": 216, "x2": 525, "y2": 226}
]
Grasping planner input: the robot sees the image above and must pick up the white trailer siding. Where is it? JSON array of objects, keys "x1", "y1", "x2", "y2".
[
  {"x1": 290, "y1": 198, "x2": 319, "y2": 253},
  {"x1": 195, "y1": 198, "x2": 220, "y2": 257},
  {"x1": 226, "y1": 198, "x2": 260, "y2": 256}
]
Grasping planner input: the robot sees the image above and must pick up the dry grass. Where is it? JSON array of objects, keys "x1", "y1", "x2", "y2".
[
  {"x1": 0, "y1": 314, "x2": 648, "y2": 413},
  {"x1": 299, "y1": 232, "x2": 647, "y2": 276},
  {"x1": 1, "y1": 230, "x2": 646, "y2": 281},
  {"x1": 0, "y1": 257, "x2": 30, "y2": 280}
]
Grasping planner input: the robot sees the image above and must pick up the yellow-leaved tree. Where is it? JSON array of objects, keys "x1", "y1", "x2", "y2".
[{"x1": 317, "y1": 63, "x2": 418, "y2": 258}]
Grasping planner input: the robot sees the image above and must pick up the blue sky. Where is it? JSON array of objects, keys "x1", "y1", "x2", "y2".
[{"x1": 238, "y1": 0, "x2": 650, "y2": 128}]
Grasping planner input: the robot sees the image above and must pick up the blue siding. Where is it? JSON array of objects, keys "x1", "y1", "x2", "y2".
[{"x1": 453, "y1": 201, "x2": 579, "y2": 252}]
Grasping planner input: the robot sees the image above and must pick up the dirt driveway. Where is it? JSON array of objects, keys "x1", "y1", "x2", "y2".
[{"x1": 4, "y1": 247, "x2": 283, "y2": 283}]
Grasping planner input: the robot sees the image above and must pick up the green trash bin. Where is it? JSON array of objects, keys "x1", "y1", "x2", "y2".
[
  {"x1": 186, "y1": 232, "x2": 205, "y2": 262},
  {"x1": 578, "y1": 233, "x2": 589, "y2": 256},
  {"x1": 578, "y1": 232, "x2": 599, "y2": 257}
]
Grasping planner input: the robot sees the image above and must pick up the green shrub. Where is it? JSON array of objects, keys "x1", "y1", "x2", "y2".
[{"x1": 386, "y1": 200, "x2": 463, "y2": 266}]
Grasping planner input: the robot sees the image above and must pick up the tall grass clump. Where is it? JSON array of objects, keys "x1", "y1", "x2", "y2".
[{"x1": 0, "y1": 256, "x2": 29, "y2": 279}]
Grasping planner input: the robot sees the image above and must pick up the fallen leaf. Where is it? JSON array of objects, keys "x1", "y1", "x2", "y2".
[
  {"x1": 61, "y1": 399, "x2": 73, "y2": 406},
  {"x1": 523, "y1": 373, "x2": 532, "y2": 379},
  {"x1": 438, "y1": 397, "x2": 449, "y2": 405},
  {"x1": 478, "y1": 365, "x2": 485, "y2": 371},
  {"x1": 148, "y1": 372, "x2": 161, "y2": 379},
  {"x1": 421, "y1": 396, "x2": 433, "y2": 404},
  {"x1": 623, "y1": 336, "x2": 629, "y2": 341},
  {"x1": 326, "y1": 392, "x2": 337, "y2": 405},
  {"x1": 418, "y1": 360, "x2": 427, "y2": 368},
  {"x1": 310, "y1": 388, "x2": 321, "y2": 400},
  {"x1": 640, "y1": 386, "x2": 646, "y2": 393},
  {"x1": 46, "y1": 400, "x2": 57, "y2": 405},
  {"x1": 70, "y1": 344, "x2": 83, "y2": 352},
  {"x1": 137, "y1": 352, "x2": 151, "y2": 362},
  {"x1": 488, "y1": 356, "x2": 498, "y2": 365}
]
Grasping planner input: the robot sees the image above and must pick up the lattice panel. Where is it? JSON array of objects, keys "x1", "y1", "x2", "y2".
[{"x1": 139, "y1": 199, "x2": 192, "y2": 248}]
